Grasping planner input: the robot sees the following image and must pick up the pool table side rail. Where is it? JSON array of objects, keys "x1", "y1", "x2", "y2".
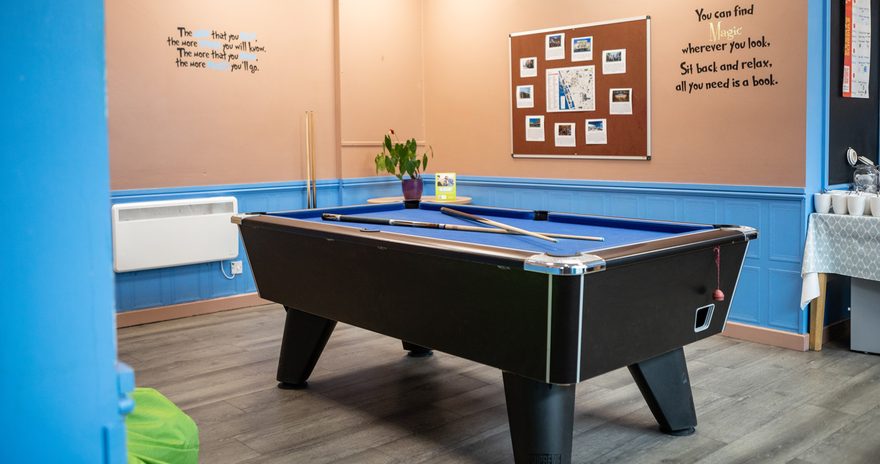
[
  {"x1": 255, "y1": 201, "x2": 728, "y2": 235},
  {"x1": 235, "y1": 213, "x2": 756, "y2": 276}
]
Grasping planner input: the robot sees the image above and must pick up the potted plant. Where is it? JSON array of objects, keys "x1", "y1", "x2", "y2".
[{"x1": 374, "y1": 129, "x2": 432, "y2": 201}]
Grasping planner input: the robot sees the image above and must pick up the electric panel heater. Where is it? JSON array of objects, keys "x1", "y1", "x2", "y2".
[{"x1": 112, "y1": 197, "x2": 239, "y2": 272}]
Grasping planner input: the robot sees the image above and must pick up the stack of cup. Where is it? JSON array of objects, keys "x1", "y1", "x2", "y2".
[
  {"x1": 848, "y1": 193, "x2": 867, "y2": 216},
  {"x1": 831, "y1": 191, "x2": 848, "y2": 214},
  {"x1": 814, "y1": 192, "x2": 831, "y2": 213}
]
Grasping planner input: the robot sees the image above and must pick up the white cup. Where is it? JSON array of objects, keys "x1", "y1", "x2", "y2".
[
  {"x1": 831, "y1": 192, "x2": 849, "y2": 214},
  {"x1": 848, "y1": 195, "x2": 866, "y2": 216},
  {"x1": 814, "y1": 193, "x2": 831, "y2": 213},
  {"x1": 871, "y1": 196, "x2": 880, "y2": 217}
]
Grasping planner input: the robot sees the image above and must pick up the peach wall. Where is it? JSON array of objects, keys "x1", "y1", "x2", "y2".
[
  {"x1": 108, "y1": 0, "x2": 808, "y2": 190},
  {"x1": 106, "y1": 0, "x2": 337, "y2": 190},
  {"x1": 338, "y1": 0, "x2": 426, "y2": 178},
  {"x1": 421, "y1": 0, "x2": 807, "y2": 186}
]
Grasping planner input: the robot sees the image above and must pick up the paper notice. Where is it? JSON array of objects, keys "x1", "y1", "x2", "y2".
[
  {"x1": 516, "y1": 85, "x2": 534, "y2": 108},
  {"x1": 572, "y1": 36, "x2": 593, "y2": 62},
  {"x1": 603, "y1": 49, "x2": 626, "y2": 75},
  {"x1": 546, "y1": 33, "x2": 565, "y2": 60},
  {"x1": 585, "y1": 119, "x2": 608, "y2": 144},
  {"x1": 554, "y1": 122, "x2": 576, "y2": 147},
  {"x1": 525, "y1": 116, "x2": 545, "y2": 142},
  {"x1": 609, "y1": 88, "x2": 633, "y2": 115},
  {"x1": 520, "y1": 56, "x2": 538, "y2": 78},
  {"x1": 844, "y1": 0, "x2": 871, "y2": 98}
]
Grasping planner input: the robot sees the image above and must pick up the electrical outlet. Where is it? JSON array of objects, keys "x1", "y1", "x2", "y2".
[{"x1": 230, "y1": 260, "x2": 243, "y2": 275}]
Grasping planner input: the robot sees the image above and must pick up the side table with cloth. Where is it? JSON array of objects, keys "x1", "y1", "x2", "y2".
[{"x1": 801, "y1": 213, "x2": 880, "y2": 350}]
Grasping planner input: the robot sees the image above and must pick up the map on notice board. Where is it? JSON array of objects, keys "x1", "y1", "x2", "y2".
[{"x1": 546, "y1": 65, "x2": 596, "y2": 112}]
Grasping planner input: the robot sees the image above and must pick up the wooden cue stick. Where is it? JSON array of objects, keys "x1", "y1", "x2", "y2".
[
  {"x1": 321, "y1": 214, "x2": 604, "y2": 241},
  {"x1": 440, "y1": 207, "x2": 557, "y2": 243},
  {"x1": 305, "y1": 111, "x2": 314, "y2": 209},
  {"x1": 307, "y1": 111, "x2": 318, "y2": 208}
]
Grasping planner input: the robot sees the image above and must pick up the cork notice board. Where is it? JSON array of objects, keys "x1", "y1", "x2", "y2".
[{"x1": 510, "y1": 17, "x2": 651, "y2": 160}]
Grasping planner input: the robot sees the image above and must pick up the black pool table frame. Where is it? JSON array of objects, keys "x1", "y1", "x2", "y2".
[{"x1": 234, "y1": 205, "x2": 756, "y2": 464}]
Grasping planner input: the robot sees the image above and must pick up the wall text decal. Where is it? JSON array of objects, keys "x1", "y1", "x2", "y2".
[
  {"x1": 676, "y1": 4, "x2": 778, "y2": 94},
  {"x1": 166, "y1": 27, "x2": 266, "y2": 74}
]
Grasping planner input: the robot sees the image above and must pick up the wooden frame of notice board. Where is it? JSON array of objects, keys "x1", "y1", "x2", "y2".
[{"x1": 510, "y1": 16, "x2": 651, "y2": 160}]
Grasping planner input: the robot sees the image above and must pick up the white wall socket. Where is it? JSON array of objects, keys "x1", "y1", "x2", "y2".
[{"x1": 230, "y1": 260, "x2": 243, "y2": 275}]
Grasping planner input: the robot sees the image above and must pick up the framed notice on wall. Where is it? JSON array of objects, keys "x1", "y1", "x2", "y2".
[{"x1": 510, "y1": 17, "x2": 651, "y2": 160}]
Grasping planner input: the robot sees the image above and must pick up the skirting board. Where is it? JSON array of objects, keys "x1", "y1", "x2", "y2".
[
  {"x1": 723, "y1": 321, "x2": 808, "y2": 351},
  {"x1": 119, "y1": 295, "x2": 844, "y2": 353},
  {"x1": 116, "y1": 293, "x2": 271, "y2": 328}
]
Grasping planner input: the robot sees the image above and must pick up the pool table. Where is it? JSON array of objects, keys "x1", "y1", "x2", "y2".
[{"x1": 233, "y1": 201, "x2": 756, "y2": 464}]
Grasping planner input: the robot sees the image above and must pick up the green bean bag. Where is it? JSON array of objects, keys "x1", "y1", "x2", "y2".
[{"x1": 126, "y1": 388, "x2": 199, "y2": 464}]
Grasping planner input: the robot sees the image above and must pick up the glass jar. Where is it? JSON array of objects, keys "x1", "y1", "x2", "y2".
[{"x1": 853, "y1": 165, "x2": 879, "y2": 193}]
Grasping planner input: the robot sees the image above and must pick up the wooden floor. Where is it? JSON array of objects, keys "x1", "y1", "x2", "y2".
[{"x1": 118, "y1": 304, "x2": 880, "y2": 464}]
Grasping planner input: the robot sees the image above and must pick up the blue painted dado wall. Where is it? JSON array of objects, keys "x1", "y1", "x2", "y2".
[{"x1": 113, "y1": 176, "x2": 808, "y2": 335}]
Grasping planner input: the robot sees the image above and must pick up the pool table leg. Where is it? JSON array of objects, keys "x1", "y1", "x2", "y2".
[
  {"x1": 276, "y1": 306, "x2": 336, "y2": 390},
  {"x1": 401, "y1": 340, "x2": 433, "y2": 357},
  {"x1": 503, "y1": 371, "x2": 576, "y2": 464},
  {"x1": 627, "y1": 347, "x2": 697, "y2": 436}
]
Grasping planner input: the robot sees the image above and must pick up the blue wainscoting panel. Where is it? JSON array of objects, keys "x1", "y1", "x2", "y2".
[
  {"x1": 768, "y1": 202, "x2": 806, "y2": 264},
  {"x1": 644, "y1": 196, "x2": 677, "y2": 221},
  {"x1": 733, "y1": 266, "x2": 762, "y2": 324},
  {"x1": 681, "y1": 198, "x2": 719, "y2": 224},
  {"x1": 608, "y1": 194, "x2": 640, "y2": 218},
  {"x1": 723, "y1": 199, "x2": 763, "y2": 260},
  {"x1": 113, "y1": 175, "x2": 811, "y2": 335},
  {"x1": 767, "y1": 268, "x2": 806, "y2": 331}
]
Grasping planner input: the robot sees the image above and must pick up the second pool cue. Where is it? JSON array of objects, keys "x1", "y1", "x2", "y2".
[
  {"x1": 440, "y1": 207, "x2": 557, "y2": 243},
  {"x1": 322, "y1": 214, "x2": 603, "y2": 240}
]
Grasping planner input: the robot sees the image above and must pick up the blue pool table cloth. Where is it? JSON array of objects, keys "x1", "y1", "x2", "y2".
[{"x1": 274, "y1": 202, "x2": 714, "y2": 257}]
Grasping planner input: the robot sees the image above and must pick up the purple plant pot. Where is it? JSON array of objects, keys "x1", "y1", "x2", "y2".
[{"x1": 401, "y1": 178, "x2": 424, "y2": 201}]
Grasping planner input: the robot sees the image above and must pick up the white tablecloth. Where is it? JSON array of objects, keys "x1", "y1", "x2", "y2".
[{"x1": 801, "y1": 213, "x2": 880, "y2": 306}]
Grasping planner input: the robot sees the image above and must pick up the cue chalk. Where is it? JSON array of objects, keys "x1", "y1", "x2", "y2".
[{"x1": 440, "y1": 207, "x2": 557, "y2": 243}]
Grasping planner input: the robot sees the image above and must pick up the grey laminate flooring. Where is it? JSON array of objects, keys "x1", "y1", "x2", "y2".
[{"x1": 118, "y1": 304, "x2": 880, "y2": 464}]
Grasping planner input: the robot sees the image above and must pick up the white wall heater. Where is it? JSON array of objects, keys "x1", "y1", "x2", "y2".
[{"x1": 112, "y1": 197, "x2": 239, "y2": 272}]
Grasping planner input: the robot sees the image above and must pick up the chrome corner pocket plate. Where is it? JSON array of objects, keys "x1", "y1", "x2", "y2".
[{"x1": 524, "y1": 253, "x2": 606, "y2": 275}]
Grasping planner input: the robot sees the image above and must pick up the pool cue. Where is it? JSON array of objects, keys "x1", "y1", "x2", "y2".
[
  {"x1": 321, "y1": 214, "x2": 603, "y2": 241},
  {"x1": 304, "y1": 111, "x2": 317, "y2": 209},
  {"x1": 440, "y1": 207, "x2": 557, "y2": 243}
]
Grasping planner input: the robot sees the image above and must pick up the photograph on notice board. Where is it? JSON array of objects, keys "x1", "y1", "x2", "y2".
[
  {"x1": 546, "y1": 65, "x2": 595, "y2": 112},
  {"x1": 525, "y1": 116, "x2": 545, "y2": 142},
  {"x1": 516, "y1": 85, "x2": 534, "y2": 108},
  {"x1": 545, "y1": 33, "x2": 565, "y2": 60},
  {"x1": 520, "y1": 57, "x2": 538, "y2": 78},
  {"x1": 609, "y1": 88, "x2": 633, "y2": 115},
  {"x1": 603, "y1": 49, "x2": 627, "y2": 75},
  {"x1": 554, "y1": 122, "x2": 576, "y2": 147},
  {"x1": 585, "y1": 119, "x2": 608, "y2": 145},
  {"x1": 571, "y1": 36, "x2": 593, "y2": 62}
]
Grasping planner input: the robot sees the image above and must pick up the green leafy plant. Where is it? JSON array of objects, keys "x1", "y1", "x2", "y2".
[{"x1": 374, "y1": 129, "x2": 432, "y2": 180}]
